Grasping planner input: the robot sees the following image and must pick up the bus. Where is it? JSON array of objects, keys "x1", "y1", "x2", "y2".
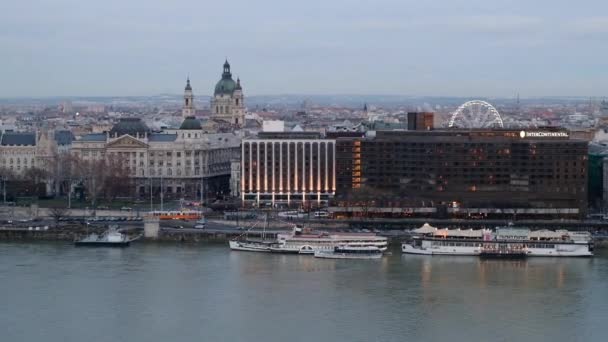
[{"x1": 150, "y1": 211, "x2": 203, "y2": 221}]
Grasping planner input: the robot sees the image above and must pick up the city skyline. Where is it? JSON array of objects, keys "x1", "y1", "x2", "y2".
[{"x1": 2, "y1": 0, "x2": 608, "y2": 97}]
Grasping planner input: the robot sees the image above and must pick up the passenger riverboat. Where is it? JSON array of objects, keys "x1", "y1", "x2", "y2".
[
  {"x1": 229, "y1": 212, "x2": 278, "y2": 252},
  {"x1": 228, "y1": 240, "x2": 276, "y2": 252},
  {"x1": 314, "y1": 245, "x2": 384, "y2": 259},
  {"x1": 402, "y1": 223, "x2": 593, "y2": 257},
  {"x1": 269, "y1": 226, "x2": 388, "y2": 254}
]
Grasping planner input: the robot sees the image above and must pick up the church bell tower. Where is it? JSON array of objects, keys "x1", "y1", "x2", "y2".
[{"x1": 182, "y1": 77, "x2": 195, "y2": 118}]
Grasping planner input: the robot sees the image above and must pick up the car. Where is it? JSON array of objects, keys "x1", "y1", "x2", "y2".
[
  {"x1": 120, "y1": 207, "x2": 132, "y2": 211},
  {"x1": 97, "y1": 205, "x2": 109, "y2": 210},
  {"x1": 194, "y1": 224, "x2": 205, "y2": 229},
  {"x1": 313, "y1": 211, "x2": 330, "y2": 218}
]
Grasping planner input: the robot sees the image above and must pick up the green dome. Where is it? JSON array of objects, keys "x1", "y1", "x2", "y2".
[
  {"x1": 214, "y1": 77, "x2": 236, "y2": 96},
  {"x1": 180, "y1": 116, "x2": 202, "y2": 130},
  {"x1": 214, "y1": 59, "x2": 237, "y2": 95}
]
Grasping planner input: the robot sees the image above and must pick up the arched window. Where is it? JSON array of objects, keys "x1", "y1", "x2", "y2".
[
  {"x1": 167, "y1": 168, "x2": 172, "y2": 176},
  {"x1": 236, "y1": 99, "x2": 239, "y2": 106}
]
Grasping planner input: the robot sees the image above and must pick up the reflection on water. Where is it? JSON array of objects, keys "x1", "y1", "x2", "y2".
[{"x1": 0, "y1": 242, "x2": 607, "y2": 342}]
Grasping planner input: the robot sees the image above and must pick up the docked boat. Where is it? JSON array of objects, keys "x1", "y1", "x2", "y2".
[
  {"x1": 269, "y1": 226, "x2": 388, "y2": 254},
  {"x1": 229, "y1": 211, "x2": 279, "y2": 252},
  {"x1": 228, "y1": 240, "x2": 276, "y2": 252},
  {"x1": 402, "y1": 223, "x2": 593, "y2": 257},
  {"x1": 314, "y1": 245, "x2": 384, "y2": 259},
  {"x1": 74, "y1": 227, "x2": 137, "y2": 247}
]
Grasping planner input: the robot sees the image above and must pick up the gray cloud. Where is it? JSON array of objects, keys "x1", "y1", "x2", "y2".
[{"x1": 1, "y1": 0, "x2": 608, "y2": 97}]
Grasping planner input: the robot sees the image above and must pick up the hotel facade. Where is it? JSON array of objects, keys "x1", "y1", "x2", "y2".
[
  {"x1": 241, "y1": 132, "x2": 336, "y2": 206},
  {"x1": 333, "y1": 128, "x2": 589, "y2": 219}
]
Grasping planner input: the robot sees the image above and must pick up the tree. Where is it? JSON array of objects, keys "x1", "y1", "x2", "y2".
[
  {"x1": 22, "y1": 167, "x2": 49, "y2": 197},
  {"x1": 48, "y1": 153, "x2": 81, "y2": 197},
  {"x1": 103, "y1": 153, "x2": 133, "y2": 201},
  {"x1": 349, "y1": 186, "x2": 385, "y2": 218},
  {"x1": 49, "y1": 207, "x2": 69, "y2": 227},
  {"x1": 0, "y1": 167, "x2": 16, "y2": 202}
]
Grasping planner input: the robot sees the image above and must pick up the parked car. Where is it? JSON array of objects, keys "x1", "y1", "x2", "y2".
[
  {"x1": 313, "y1": 211, "x2": 330, "y2": 218},
  {"x1": 194, "y1": 224, "x2": 205, "y2": 229},
  {"x1": 120, "y1": 207, "x2": 132, "y2": 211}
]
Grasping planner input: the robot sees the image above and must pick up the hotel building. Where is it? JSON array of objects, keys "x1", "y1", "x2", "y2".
[
  {"x1": 241, "y1": 132, "x2": 336, "y2": 206},
  {"x1": 334, "y1": 128, "x2": 588, "y2": 219}
]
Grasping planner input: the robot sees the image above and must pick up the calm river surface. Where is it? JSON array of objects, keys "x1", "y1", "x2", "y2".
[{"x1": 1, "y1": 242, "x2": 607, "y2": 342}]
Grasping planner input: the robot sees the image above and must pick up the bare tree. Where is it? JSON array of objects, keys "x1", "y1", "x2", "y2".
[
  {"x1": 22, "y1": 167, "x2": 49, "y2": 197},
  {"x1": 49, "y1": 207, "x2": 69, "y2": 227},
  {"x1": 103, "y1": 154, "x2": 133, "y2": 201},
  {"x1": 349, "y1": 186, "x2": 384, "y2": 219},
  {"x1": 48, "y1": 153, "x2": 81, "y2": 197}
]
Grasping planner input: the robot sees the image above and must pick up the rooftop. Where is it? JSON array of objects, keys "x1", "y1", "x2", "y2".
[
  {"x1": 1, "y1": 132, "x2": 36, "y2": 146},
  {"x1": 148, "y1": 133, "x2": 177, "y2": 142},
  {"x1": 54, "y1": 130, "x2": 75, "y2": 146},
  {"x1": 79, "y1": 133, "x2": 107, "y2": 142},
  {"x1": 109, "y1": 118, "x2": 151, "y2": 137},
  {"x1": 179, "y1": 116, "x2": 202, "y2": 130}
]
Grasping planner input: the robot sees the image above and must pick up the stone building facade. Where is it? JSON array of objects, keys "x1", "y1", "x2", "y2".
[{"x1": 71, "y1": 118, "x2": 240, "y2": 200}]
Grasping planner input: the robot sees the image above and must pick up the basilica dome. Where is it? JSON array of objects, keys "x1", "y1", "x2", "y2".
[{"x1": 214, "y1": 60, "x2": 237, "y2": 96}]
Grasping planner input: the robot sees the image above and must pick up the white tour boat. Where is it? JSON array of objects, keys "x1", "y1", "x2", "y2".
[
  {"x1": 269, "y1": 226, "x2": 388, "y2": 254},
  {"x1": 228, "y1": 239, "x2": 276, "y2": 252},
  {"x1": 314, "y1": 245, "x2": 384, "y2": 259},
  {"x1": 402, "y1": 223, "x2": 593, "y2": 258},
  {"x1": 229, "y1": 211, "x2": 278, "y2": 252}
]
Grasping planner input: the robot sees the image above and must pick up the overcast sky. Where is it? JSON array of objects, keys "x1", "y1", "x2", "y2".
[{"x1": 2, "y1": 0, "x2": 608, "y2": 98}]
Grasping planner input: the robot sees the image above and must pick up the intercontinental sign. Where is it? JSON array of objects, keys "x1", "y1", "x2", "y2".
[{"x1": 519, "y1": 130, "x2": 569, "y2": 139}]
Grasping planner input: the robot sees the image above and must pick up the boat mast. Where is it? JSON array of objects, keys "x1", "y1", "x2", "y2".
[{"x1": 263, "y1": 210, "x2": 268, "y2": 240}]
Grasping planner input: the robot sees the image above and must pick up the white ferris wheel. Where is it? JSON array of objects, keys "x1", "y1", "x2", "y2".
[{"x1": 448, "y1": 100, "x2": 504, "y2": 128}]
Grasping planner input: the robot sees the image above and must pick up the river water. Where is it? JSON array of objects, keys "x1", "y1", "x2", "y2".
[{"x1": 1, "y1": 242, "x2": 607, "y2": 342}]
